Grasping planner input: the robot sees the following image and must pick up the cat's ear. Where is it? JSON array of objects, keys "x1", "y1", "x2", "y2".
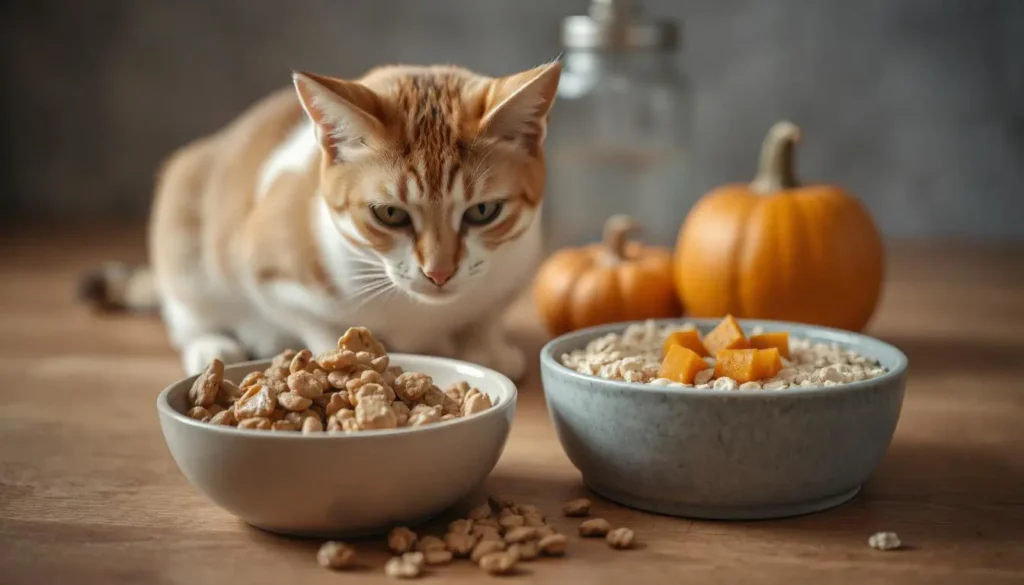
[
  {"x1": 293, "y1": 71, "x2": 387, "y2": 162},
  {"x1": 479, "y1": 61, "x2": 562, "y2": 152}
]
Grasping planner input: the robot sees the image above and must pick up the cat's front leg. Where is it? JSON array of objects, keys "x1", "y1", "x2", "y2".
[{"x1": 458, "y1": 318, "x2": 527, "y2": 382}]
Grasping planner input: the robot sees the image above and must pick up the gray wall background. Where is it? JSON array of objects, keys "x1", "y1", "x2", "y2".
[{"x1": 2, "y1": 0, "x2": 1022, "y2": 237}]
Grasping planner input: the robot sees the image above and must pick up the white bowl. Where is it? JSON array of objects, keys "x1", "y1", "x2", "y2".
[{"x1": 157, "y1": 353, "x2": 516, "y2": 537}]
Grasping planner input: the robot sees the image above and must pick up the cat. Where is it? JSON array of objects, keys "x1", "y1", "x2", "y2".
[{"x1": 79, "y1": 62, "x2": 562, "y2": 381}]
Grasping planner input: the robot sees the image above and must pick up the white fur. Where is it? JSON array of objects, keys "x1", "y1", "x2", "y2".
[
  {"x1": 168, "y1": 121, "x2": 540, "y2": 380},
  {"x1": 257, "y1": 120, "x2": 317, "y2": 198}
]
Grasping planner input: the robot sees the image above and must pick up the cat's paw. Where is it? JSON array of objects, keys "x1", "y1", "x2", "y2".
[
  {"x1": 461, "y1": 337, "x2": 527, "y2": 382},
  {"x1": 182, "y1": 335, "x2": 247, "y2": 376}
]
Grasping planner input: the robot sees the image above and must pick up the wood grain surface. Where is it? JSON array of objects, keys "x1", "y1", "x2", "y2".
[{"x1": 1, "y1": 224, "x2": 1023, "y2": 585}]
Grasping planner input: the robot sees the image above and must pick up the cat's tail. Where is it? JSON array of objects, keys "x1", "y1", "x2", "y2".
[{"x1": 77, "y1": 262, "x2": 160, "y2": 314}]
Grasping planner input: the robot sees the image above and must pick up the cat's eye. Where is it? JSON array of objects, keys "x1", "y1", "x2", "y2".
[
  {"x1": 463, "y1": 201, "x2": 503, "y2": 226},
  {"x1": 370, "y1": 205, "x2": 411, "y2": 228}
]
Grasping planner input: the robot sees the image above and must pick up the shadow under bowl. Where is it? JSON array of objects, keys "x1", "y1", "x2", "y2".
[{"x1": 539, "y1": 318, "x2": 908, "y2": 521}]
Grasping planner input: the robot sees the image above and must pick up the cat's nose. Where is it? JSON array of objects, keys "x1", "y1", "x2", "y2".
[{"x1": 422, "y1": 268, "x2": 454, "y2": 287}]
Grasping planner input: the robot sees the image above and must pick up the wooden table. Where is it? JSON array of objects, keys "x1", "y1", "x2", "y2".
[{"x1": 2, "y1": 225, "x2": 1023, "y2": 584}]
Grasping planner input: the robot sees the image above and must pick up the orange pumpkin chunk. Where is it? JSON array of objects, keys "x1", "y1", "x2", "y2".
[
  {"x1": 753, "y1": 348, "x2": 783, "y2": 379},
  {"x1": 662, "y1": 329, "x2": 710, "y2": 358},
  {"x1": 659, "y1": 345, "x2": 709, "y2": 384},
  {"x1": 703, "y1": 315, "x2": 750, "y2": 355},
  {"x1": 749, "y1": 332, "x2": 790, "y2": 359},
  {"x1": 714, "y1": 349, "x2": 760, "y2": 383}
]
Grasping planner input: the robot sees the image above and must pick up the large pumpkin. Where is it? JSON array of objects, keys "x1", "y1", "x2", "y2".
[
  {"x1": 674, "y1": 121, "x2": 884, "y2": 332},
  {"x1": 534, "y1": 215, "x2": 681, "y2": 336}
]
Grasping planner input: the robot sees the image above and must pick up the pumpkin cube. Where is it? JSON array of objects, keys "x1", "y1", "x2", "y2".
[
  {"x1": 753, "y1": 347, "x2": 783, "y2": 379},
  {"x1": 662, "y1": 329, "x2": 710, "y2": 358},
  {"x1": 659, "y1": 345, "x2": 709, "y2": 385},
  {"x1": 749, "y1": 332, "x2": 790, "y2": 359},
  {"x1": 703, "y1": 315, "x2": 750, "y2": 356},
  {"x1": 714, "y1": 349, "x2": 760, "y2": 383}
]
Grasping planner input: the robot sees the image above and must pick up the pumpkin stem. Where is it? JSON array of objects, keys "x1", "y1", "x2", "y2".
[
  {"x1": 602, "y1": 214, "x2": 639, "y2": 262},
  {"x1": 751, "y1": 120, "x2": 801, "y2": 193}
]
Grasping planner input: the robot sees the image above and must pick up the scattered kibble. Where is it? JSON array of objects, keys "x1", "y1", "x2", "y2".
[
  {"x1": 538, "y1": 533, "x2": 567, "y2": 556},
  {"x1": 388, "y1": 526, "x2": 417, "y2": 554},
  {"x1": 578, "y1": 518, "x2": 611, "y2": 537},
  {"x1": 317, "y1": 541, "x2": 356, "y2": 570},
  {"x1": 562, "y1": 498, "x2": 592, "y2": 517},
  {"x1": 868, "y1": 531, "x2": 902, "y2": 551},
  {"x1": 607, "y1": 527, "x2": 635, "y2": 549},
  {"x1": 384, "y1": 555, "x2": 422, "y2": 579},
  {"x1": 478, "y1": 551, "x2": 518, "y2": 575},
  {"x1": 317, "y1": 494, "x2": 596, "y2": 578}
]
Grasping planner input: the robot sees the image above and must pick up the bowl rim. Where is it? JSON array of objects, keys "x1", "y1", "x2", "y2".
[
  {"x1": 540, "y1": 317, "x2": 908, "y2": 398},
  {"x1": 156, "y1": 352, "x2": 517, "y2": 439}
]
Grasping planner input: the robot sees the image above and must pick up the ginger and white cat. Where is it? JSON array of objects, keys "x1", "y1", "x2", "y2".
[{"x1": 86, "y1": 62, "x2": 562, "y2": 380}]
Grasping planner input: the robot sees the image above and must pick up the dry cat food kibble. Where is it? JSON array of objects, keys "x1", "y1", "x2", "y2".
[
  {"x1": 315, "y1": 495, "x2": 605, "y2": 579},
  {"x1": 606, "y1": 527, "x2": 635, "y2": 550},
  {"x1": 562, "y1": 498, "x2": 592, "y2": 517},
  {"x1": 185, "y1": 327, "x2": 493, "y2": 432},
  {"x1": 868, "y1": 531, "x2": 902, "y2": 551},
  {"x1": 317, "y1": 541, "x2": 356, "y2": 570},
  {"x1": 560, "y1": 317, "x2": 889, "y2": 391}
]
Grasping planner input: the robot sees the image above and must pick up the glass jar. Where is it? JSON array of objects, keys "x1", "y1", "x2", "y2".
[{"x1": 543, "y1": 0, "x2": 693, "y2": 250}]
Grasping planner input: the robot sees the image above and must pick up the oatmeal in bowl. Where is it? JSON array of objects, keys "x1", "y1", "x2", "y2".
[
  {"x1": 559, "y1": 316, "x2": 890, "y2": 391},
  {"x1": 540, "y1": 317, "x2": 908, "y2": 521}
]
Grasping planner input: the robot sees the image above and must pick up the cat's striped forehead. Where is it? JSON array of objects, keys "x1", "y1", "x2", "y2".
[{"x1": 375, "y1": 69, "x2": 487, "y2": 201}]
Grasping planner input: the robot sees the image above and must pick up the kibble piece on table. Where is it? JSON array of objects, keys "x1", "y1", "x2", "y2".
[
  {"x1": 388, "y1": 526, "x2": 418, "y2": 554},
  {"x1": 423, "y1": 549, "x2": 454, "y2": 565},
  {"x1": 499, "y1": 514, "x2": 526, "y2": 529},
  {"x1": 562, "y1": 497, "x2": 592, "y2": 517},
  {"x1": 415, "y1": 535, "x2": 446, "y2": 553},
  {"x1": 444, "y1": 531, "x2": 478, "y2": 557},
  {"x1": 538, "y1": 534, "x2": 568, "y2": 556},
  {"x1": 578, "y1": 518, "x2": 612, "y2": 537},
  {"x1": 469, "y1": 502, "x2": 494, "y2": 520},
  {"x1": 317, "y1": 541, "x2": 356, "y2": 570},
  {"x1": 509, "y1": 540, "x2": 539, "y2": 561},
  {"x1": 384, "y1": 555, "x2": 422, "y2": 579},
  {"x1": 868, "y1": 531, "x2": 902, "y2": 551},
  {"x1": 607, "y1": 527, "x2": 635, "y2": 549},
  {"x1": 478, "y1": 551, "x2": 518, "y2": 575},
  {"x1": 471, "y1": 540, "x2": 507, "y2": 562},
  {"x1": 504, "y1": 526, "x2": 539, "y2": 544}
]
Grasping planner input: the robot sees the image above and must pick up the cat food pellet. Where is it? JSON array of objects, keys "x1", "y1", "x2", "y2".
[
  {"x1": 384, "y1": 556, "x2": 421, "y2": 579},
  {"x1": 503, "y1": 526, "x2": 539, "y2": 544},
  {"x1": 388, "y1": 526, "x2": 417, "y2": 554},
  {"x1": 423, "y1": 548, "x2": 454, "y2": 565},
  {"x1": 578, "y1": 518, "x2": 611, "y2": 537},
  {"x1": 509, "y1": 540, "x2": 539, "y2": 561},
  {"x1": 185, "y1": 326, "x2": 492, "y2": 432},
  {"x1": 317, "y1": 541, "x2": 356, "y2": 570},
  {"x1": 444, "y1": 531, "x2": 478, "y2": 557},
  {"x1": 868, "y1": 531, "x2": 902, "y2": 551},
  {"x1": 562, "y1": 497, "x2": 592, "y2": 517},
  {"x1": 538, "y1": 533, "x2": 568, "y2": 556},
  {"x1": 607, "y1": 527, "x2": 635, "y2": 549},
  {"x1": 478, "y1": 551, "x2": 518, "y2": 575},
  {"x1": 415, "y1": 535, "x2": 446, "y2": 553},
  {"x1": 499, "y1": 514, "x2": 525, "y2": 529},
  {"x1": 471, "y1": 539, "x2": 507, "y2": 562}
]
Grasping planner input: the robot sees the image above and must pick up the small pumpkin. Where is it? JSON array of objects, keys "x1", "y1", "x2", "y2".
[
  {"x1": 533, "y1": 215, "x2": 681, "y2": 336},
  {"x1": 674, "y1": 121, "x2": 885, "y2": 332}
]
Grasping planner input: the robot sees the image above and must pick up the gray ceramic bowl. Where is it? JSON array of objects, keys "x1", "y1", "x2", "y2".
[
  {"x1": 540, "y1": 318, "x2": 908, "y2": 520},
  {"x1": 157, "y1": 354, "x2": 516, "y2": 537}
]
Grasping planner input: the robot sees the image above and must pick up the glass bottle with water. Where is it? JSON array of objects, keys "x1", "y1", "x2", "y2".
[{"x1": 545, "y1": 0, "x2": 693, "y2": 250}]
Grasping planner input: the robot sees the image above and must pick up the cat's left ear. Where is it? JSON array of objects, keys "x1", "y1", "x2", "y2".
[
  {"x1": 293, "y1": 71, "x2": 387, "y2": 162},
  {"x1": 479, "y1": 61, "x2": 562, "y2": 152}
]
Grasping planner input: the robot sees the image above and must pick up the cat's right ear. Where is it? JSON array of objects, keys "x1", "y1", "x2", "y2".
[{"x1": 293, "y1": 71, "x2": 386, "y2": 162}]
